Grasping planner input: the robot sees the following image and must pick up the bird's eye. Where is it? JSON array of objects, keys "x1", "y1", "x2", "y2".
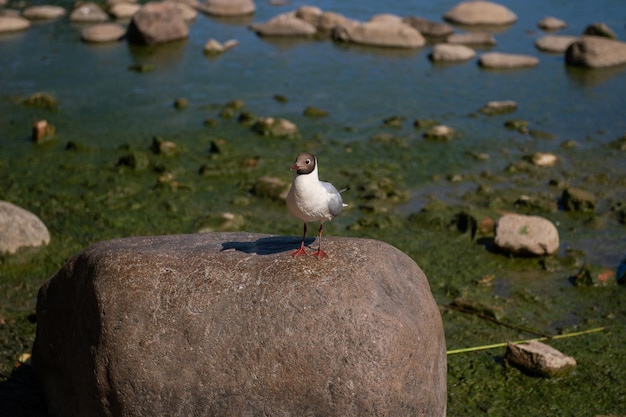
[{"x1": 305, "y1": 159, "x2": 311, "y2": 165}]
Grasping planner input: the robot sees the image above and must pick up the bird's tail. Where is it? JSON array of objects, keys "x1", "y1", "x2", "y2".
[{"x1": 340, "y1": 185, "x2": 350, "y2": 207}]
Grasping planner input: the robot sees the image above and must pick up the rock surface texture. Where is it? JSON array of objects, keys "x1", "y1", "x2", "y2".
[
  {"x1": 33, "y1": 232, "x2": 447, "y2": 417},
  {"x1": 0, "y1": 201, "x2": 50, "y2": 254}
]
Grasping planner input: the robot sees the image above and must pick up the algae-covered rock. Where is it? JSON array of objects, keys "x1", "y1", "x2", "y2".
[
  {"x1": 383, "y1": 115, "x2": 404, "y2": 127},
  {"x1": 480, "y1": 100, "x2": 517, "y2": 115},
  {"x1": 32, "y1": 120, "x2": 56, "y2": 143},
  {"x1": 251, "y1": 117, "x2": 299, "y2": 139},
  {"x1": 561, "y1": 187, "x2": 596, "y2": 212},
  {"x1": 117, "y1": 151, "x2": 150, "y2": 170},
  {"x1": 570, "y1": 263, "x2": 616, "y2": 287},
  {"x1": 251, "y1": 176, "x2": 289, "y2": 202},
  {"x1": 20, "y1": 92, "x2": 58, "y2": 110},
  {"x1": 424, "y1": 125, "x2": 456, "y2": 141},
  {"x1": 150, "y1": 136, "x2": 178, "y2": 156},
  {"x1": 173, "y1": 97, "x2": 189, "y2": 110},
  {"x1": 303, "y1": 106, "x2": 328, "y2": 117},
  {"x1": 504, "y1": 119, "x2": 529, "y2": 133},
  {"x1": 195, "y1": 212, "x2": 245, "y2": 232}
]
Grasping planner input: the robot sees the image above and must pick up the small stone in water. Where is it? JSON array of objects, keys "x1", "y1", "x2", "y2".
[{"x1": 32, "y1": 120, "x2": 55, "y2": 143}]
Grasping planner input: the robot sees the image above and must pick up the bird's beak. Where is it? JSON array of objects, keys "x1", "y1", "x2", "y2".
[{"x1": 290, "y1": 163, "x2": 300, "y2": 171}]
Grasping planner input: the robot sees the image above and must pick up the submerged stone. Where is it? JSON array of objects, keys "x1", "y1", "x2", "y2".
[
  {"x1": 480, "y1": 100, "x2": 517, "y2": 115},
  {"x1": 561, "y1": 187, "x2": 596, "y2": 212}
]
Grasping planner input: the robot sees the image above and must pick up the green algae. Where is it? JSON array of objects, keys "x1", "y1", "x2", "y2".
[
  {"x1": 2, "y1": 13, "x2": 626, "y2": 417},
  {"x1": 2, "y1": 113, "x2": 626, "y2": 417}
]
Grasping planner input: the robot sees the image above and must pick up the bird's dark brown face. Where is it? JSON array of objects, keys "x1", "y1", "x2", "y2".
[{"x1": 291, "y1": 152, "x2": 316, "y2": 175}]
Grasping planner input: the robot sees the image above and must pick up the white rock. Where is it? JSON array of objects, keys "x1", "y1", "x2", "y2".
[
  {"x1": 81, "y1": 23, "x2": 126, "y2": 43},
  {"x1": 535, "y1": 35, "x2": 579, "y2": 53},
  {"x1": 505, "y1": 340, "x2": 576, "y2": 377},
  {"x1": 0, "y1": 201, "x2": 50, "y2": 254},
  {"x1": 70, "y1": 2, "x2": 109, "y2": 23},
  {"x1": 0, "y1": 15, "x2": 30, "y2": 32},
  {"x1": 494, "y1": 213, "x2": 559, "y2": 256},
  {"x1": 537, "y1": 16, "x2": 567, "y2": 31},
  {"x1": 22, "y1": 5, "x2": 66, "y2": 20},
  {"x1": 109, "y1": 3, "x2": 141, "y2": 19},
  {"x1": 528, "y1": 152, "x2": 558, "y2": 167},
  {"x1": 479, "y1": 52, "x2": 539, "y2": 69},
  {"x1": 429, "y1": 43, "x2": 475, "y2": 62},
  {"x1": 443, "y1": 1, "x2": 517, "y2": 26}
]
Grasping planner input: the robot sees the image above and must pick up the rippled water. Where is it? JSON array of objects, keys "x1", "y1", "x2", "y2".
[{"x1": 2, "y1": 0, "x2": 626, "y2": 150}]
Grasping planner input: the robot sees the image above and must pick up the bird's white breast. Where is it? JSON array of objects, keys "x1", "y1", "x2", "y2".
[{"x1": 287, "y1": 171, "x2": 339, "y2": 223}]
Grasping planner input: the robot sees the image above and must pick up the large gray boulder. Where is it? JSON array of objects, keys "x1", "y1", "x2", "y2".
[
  {"x1": 565, "y1": 35, "x2": 626, "y2": 68},
  {"x1": 0, "y1": 201, "x2": 50, "y2": 254},
  {"x1": 33, "y1": 232, "x2": 447, "y2": 417},
  {"x1": 332, "y1": 19, "x2": 425, "y2": 48},
  {"x1": 126, "y1": 1, "x2": 189, "y2": 45}
]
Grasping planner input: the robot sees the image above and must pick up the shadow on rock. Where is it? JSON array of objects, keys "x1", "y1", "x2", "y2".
[{"x1": 221, "y1": 235, "x2": 315, "y2": 255}]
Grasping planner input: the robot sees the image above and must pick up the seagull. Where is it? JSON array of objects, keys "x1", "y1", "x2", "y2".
[{"x1": 286, "y1": 152, "x2": 347, "y2": 259}]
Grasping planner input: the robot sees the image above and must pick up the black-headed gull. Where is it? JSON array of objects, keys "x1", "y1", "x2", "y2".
[{"x1": 286, "y1": 152, "x2": 347, "y2": 259}]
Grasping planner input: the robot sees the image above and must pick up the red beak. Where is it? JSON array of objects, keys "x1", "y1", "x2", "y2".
[{"x1": 290, "y1": 163, "x2": 300, "y2": 171}]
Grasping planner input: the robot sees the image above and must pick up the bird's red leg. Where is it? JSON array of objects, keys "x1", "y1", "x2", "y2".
[
  {"x1": 289, "y1": 223, "x2": 308, "y2": 256},
  {"x1": 311, "y1": 223, "x2": 328, "y2": 259}
]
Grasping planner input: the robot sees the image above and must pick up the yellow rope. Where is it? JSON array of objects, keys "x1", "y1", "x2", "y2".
[{"x1": 446, "y1": 327, "x2": 606, "y2": 355}]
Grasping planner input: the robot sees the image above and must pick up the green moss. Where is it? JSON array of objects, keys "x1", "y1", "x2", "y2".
[{"x1": 1, "y1": 106, "x2": 626, "y2": 415}]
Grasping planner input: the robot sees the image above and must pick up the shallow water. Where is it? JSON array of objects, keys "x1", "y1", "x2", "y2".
[{"x1": 2, "y1": 0, "x2": 626, "y2": 415}]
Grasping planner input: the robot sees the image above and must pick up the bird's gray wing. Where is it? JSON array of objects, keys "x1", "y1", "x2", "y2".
[{"x1": 321, "y1": 181, "x2": 345, "y2": 217}]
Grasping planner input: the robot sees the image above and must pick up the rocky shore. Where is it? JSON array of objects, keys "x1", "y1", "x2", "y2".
[{"x1": 1, "y1": 1, "x2": 626, "y2": 416}]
